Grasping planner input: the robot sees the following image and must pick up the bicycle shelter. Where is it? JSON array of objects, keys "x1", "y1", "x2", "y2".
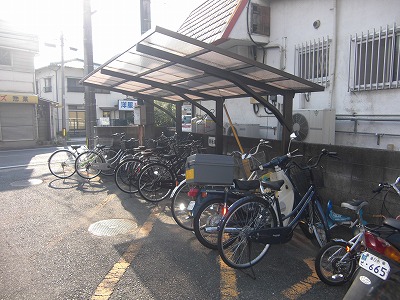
[{"x1": 81, "y1": 26, "x2": 324, "y2": 154}]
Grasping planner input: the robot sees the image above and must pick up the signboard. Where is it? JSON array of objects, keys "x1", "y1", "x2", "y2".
[
  {"x1": 118, "y1": 99, "x2": 137, "y2": 111},
  {"x1": 0, "y1": 94, "x2": 38, "y2": 104}
]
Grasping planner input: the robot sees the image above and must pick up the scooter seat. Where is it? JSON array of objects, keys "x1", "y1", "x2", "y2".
[
  {"x1": 260, "y1": 179, "x2": 285, "y2": 191},
  {"x1": 341, "y1": 199, "x2": 369, "y2": 211}
]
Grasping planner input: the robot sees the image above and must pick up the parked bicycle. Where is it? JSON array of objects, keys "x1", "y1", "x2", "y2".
[
  {"x1": 48, "y1": 144, "x2": 88, "y2": 179},
  {"x1": 136, "y1": 138, "x2": 204, "y2": 202},
  {"x1": 217, "y1": 146, "x2": 337, "y2": 269},
  {"x1": 315, "y1": 176, "x2": 400, "y2": 286},
  {"x1": 74, "y1": 133, "x2": 138, "y2": 179}
]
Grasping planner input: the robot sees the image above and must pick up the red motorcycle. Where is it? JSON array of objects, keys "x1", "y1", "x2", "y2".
[{"x1": 343, "y1": 217, "x2": 400, "y2": 299}]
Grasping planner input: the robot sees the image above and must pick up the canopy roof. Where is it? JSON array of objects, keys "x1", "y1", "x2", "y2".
[{"x1": 81, "y1": 26, "x2": 324, "y2": 103}]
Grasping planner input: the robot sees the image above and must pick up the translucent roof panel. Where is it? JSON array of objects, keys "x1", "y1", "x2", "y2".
[{"x1": 81, "y1": 26, "x2": 324, "y2": 103}]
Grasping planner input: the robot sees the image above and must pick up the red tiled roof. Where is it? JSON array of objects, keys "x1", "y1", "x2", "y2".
[{"x1": 177, "y1": 0, "x2": 248, "y2": 44}]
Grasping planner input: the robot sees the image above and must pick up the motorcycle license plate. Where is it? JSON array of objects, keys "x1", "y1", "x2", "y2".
[
  {"x1": 186, "y1": 201, "x2": 196, "y2": 211},
  {"x1": 359, "y1": 251, "x2": 390, "y2": 280}
]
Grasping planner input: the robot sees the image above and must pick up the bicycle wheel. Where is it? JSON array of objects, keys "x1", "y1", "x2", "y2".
[
  {"x1": 75, "y1": 150, "x2": 104, "y2": 179},
  {"x1": 170, "y1": 182, "x2": 195, "y2": 231},
  {"x1": 114, "y1": 158, "x2": 142, "y2": 194},
  {"x1": 315, "y1": 240, "x2": 357, "y2": 285},
  {"x1": 194, "y1": 197, "x2": 233, "y2": 250},
  {"x1": 138, "y1": 162, "x2": 175, "y2": 203},
  {"x1": 48, "y1": 149, "x2": 76, "y2": 179},
  {"x1": 312, "y1": 200, "x2": 330, "y2": 247},
  {"x1": 217, "y1": 195, "x2": 277, "y2": 269},
  {"x1": 100, "y1": 148, "x2": 118, "y2": 176}
]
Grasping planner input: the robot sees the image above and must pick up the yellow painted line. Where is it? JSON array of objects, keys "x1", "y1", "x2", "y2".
[
  {"x1": 91, "y1": 211, "x2": 157, "y2": 300},
  {"x1": 219, "y1": 258, "x2": 239, "y2": 299},
  {"x1": 281, "y1": 257, "x2": 319, "y2": 300}
]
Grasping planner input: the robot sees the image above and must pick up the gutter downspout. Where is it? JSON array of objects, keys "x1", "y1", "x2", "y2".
[{"x1": 329, "y1": 0, "x2": 338, "y2": 109}]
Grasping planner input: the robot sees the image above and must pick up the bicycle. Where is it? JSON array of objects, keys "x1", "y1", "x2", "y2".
[
  {"x1": 136, "y1": 139, "x2": 204, "y2": 202},
  {"x1": 217, "y1": 147, "x2": 338, "y2": 269},
  {"x1": 114, "y1": 135, "x2": 183, "y2": 194},
  {"x1": 48, "y1": 144, "x2": 88, "y2": 179},
  {"x1": 74, "y1": 133, "x2": 138, "y2": 179},
  {"x1": 315, "y1": 176, "x2": 400, "y2": 286}
]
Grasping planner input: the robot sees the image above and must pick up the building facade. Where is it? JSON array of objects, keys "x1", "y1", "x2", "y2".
[
  {"x1": 35, "y1": 59, "x2": 131, "y2": 139},
  {"x1": 179, "y1": 0, "x2": 400, "y2": 150},
  {"x1": 0, "y1": 20, "x2": 39, "y2": 149}
]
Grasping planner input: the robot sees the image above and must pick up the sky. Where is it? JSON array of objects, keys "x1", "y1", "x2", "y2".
[{"x1": 1, "y1": 0, "x2": 204, "y2": 68}]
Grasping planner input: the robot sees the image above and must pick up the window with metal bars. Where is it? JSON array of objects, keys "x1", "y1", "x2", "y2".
[
  {"x1": 349, "y1": 23, "x2": 400, "y2": 91},
  {"x1": 295, "y1": 37, "x2": 330, "y2": 87}
]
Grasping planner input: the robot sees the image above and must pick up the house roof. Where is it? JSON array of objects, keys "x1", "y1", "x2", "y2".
[{"x1": 177, "y1": 0, "x2": 247, "y2": 44}]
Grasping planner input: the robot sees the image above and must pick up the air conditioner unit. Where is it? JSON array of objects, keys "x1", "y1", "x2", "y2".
[
  {"x1": 223, "y1": 123, "x2": 260, "y2": 138},
  {"x1": 292, "y1": 109, "x2": 335, "y2": 144}
]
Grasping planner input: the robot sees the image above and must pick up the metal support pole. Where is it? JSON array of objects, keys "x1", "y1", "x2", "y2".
[
  {"x1": 282, "y1": 92, "x2": 294, "y2": 153},
  {"x1": 60, "y1": 33, "x2": 66, "y2": 138},
  {"x1": 215, "y1": 100, "x2": 224, "y2": 154},
  {"x1": 175, "y1": 102, "x2": 182, "y2": 135}
]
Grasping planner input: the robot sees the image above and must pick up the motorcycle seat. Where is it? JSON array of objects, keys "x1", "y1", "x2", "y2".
[
  {"x1": 383, "y1": 218, "x2": 400, "y2": 231},
  {"x1": 341, "y1": 199, "x2": 369, "y2": 211}
]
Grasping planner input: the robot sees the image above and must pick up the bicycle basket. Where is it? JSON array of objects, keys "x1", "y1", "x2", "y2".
[
  {"x1": 288, "y1": 164, "x2": 324, "y2": 196},
  {"x1": 233, "y1": 151, "x2": 267, "y2": 180}
]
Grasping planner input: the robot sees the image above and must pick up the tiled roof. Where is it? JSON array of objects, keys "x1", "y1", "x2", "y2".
[{"x1": 177, "y1": 0, "x2": 247, "y2": 44}]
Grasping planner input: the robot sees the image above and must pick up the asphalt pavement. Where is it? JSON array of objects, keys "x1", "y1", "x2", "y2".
[{"x1": 0, "y1": 146, "x2": 350, "y2": 300}]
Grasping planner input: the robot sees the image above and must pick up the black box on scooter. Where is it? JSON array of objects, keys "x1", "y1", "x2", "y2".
[{"x1": 185, "y1": 154, "x2": 235, "y2": 185}]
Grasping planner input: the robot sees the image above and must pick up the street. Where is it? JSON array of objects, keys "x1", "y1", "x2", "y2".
[{"x1": 0, "y1": 147, "x2": 349, "y2": 300}]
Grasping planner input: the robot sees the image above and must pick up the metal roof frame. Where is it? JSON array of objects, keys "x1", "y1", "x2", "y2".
[{"x1": 82, "y1": 26, "x2": 324, "y2": 153}]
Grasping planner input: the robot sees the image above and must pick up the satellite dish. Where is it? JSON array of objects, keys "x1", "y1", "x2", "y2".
[{"x1": 292, "y1": 113, "x2": 309, "y2": 141}]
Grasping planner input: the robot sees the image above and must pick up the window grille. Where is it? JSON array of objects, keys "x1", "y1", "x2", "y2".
[
  {"x1": 349, "y1": 23, "x2": 400, "y2": 91},
  {"x1": 295, "y1": 37, "x2": 330, "y2": 87},
  {"x1": 0, "y1": 48, "x2": 12, "y2": 66}
]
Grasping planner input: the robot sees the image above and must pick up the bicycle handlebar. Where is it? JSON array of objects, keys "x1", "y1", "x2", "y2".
[
  {"x1": 373, "y1": 176, "x2": 400, "y2": 196},
  {"x1": 251, "y1": 148, "x2": 338, "y2": 172}
]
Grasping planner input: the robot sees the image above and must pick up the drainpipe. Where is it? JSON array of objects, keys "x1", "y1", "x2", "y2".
[{"x1": 329, "y1": 0, "x2": 338, "y2": 109}]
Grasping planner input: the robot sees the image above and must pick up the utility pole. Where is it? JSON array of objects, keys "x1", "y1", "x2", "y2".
[{"x1": 83, "y1": 0, "x2": 96, "y2": 148}]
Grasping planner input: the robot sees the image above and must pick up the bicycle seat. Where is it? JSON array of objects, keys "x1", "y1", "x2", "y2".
[
  {"x1": 341, "y1": 199, "x2": 369, "y2": 211},
  {"x1": 261, "y1": 179, "x2": 285, "y2": 191},
  {"x1": 70, "y1": 145, "x2": 82, "y2": 150},
  {"x1": 233, "y1": 179, "x2": 259, "y2": 191}
]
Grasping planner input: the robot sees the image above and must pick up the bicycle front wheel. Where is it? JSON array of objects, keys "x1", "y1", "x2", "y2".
[
  {"x1": 48, "y1": 149, "x2": 76, "y2": 179},
  {"x1": 170, "y1": 182, "x2": 195, "y2": 231},
  {"x1": 315, "y1": 240, "x2": 357, "y2": 285},
  {"x1": 138, "y1": 162, "x2": 175, "y2": 202},
  {"x1": 114, "y1": 158, "x2": 142, "y2": 194},
  {"x1": 217, "y1": 196, "x2": 277, "y2": 269},
  {"x1": 312, "y1": 200, "x2": 330, "y2": 247},
  {"x1": 75, "y1": 151, "x2": 104, "y2": 179}
]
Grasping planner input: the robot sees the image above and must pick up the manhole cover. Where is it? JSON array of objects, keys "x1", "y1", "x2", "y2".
[
  {"x1": 10, "y1": 179, "x2": 43, "y2": 187},
  {"x1": 88, "y1": 219, "x2": 138, "y2": 236}
]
